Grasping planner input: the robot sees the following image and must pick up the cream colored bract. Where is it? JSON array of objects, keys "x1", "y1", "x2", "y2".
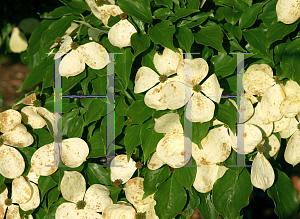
[
  {"x1": 9, "y1": 27, "x2": 28, "y2": 53},
  {"x1": 276, "y1": 0, "x2": 300, "y2": 24}
]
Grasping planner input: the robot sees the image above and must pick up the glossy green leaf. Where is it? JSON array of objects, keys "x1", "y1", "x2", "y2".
[
  {"x1": 192, "y1": 121, "x2": 210, "y2": 145},
  {"x1": 187, "y1": 0, "x2": 200, "y2": 9},
  {"x1": 154, "y1": 174, "x2": 187, "y2": 219},
  {"x1": 174, "y1": 8, "x2": 199, "y2": 19},
  {"x1": 223, "y1": 7, "x2": 242, "y2": 25},
  {"x1": 124, "y1": 125, "x2": 142, "y2": 160},
  {"x1": 131, "y1": 33, "x2": 151, "y2": 59},
  {"x1": 149, "y1": 20, "x2": 176, "y2": 52},
  {"x1": 177, "y1": 12, "x2": 210, "y2": 28},
  {"x1": 198, "y1": 192, "x2": 219, "y2": 219},
  {"x1": 60, "y1": 0, "x2": 90, "y2": 10},
  {"x1": 115, "y1": 47, "x2": 133, "y2": 90},
  {"x1": 86, "y1": 163, "x2": 113, "y2": 186},
  {"x1": 257, "y1": 0, "x2": 277, "y2": 27},
  {"x1": 62, "y1": 110, "x2": 84, "y2": 138},
  {"x1": 175, "y1": 27, "x2": 194, "y2": 53},
  {"x1": 118, "y1": 0, "x2": 153, "y2": 24},
  {"x1": 43, "y1": 198, "x2": 68, "y2": 219},
  {"x1": 142, "y1": 47, "x2": 158, "y2": 72},
  {"x1": 222, "y1": 23, "x2": 242, "y2": 41},
  {"x1": 87, "y1": 134, "x2": 106, "y2": 158},
  {"x1": 33, "y1": 207, "x2": 47, "y2": 219},
  {"x1": 47, "y1": 187, "x2": 60, "y2": 210},
  {"x1": 211, "y1": 54, "x2": 237, "y2": 77},
  {"x1": 38, "y1": 176, "x2": 58, "y2": 202},
  {"x1": 91, "y1": 76, "x2": 107, "y2": 95},
  {"x1": 266, "y1": 20, "x2": 300, "y2": 47},
  {"x1": 155, "y1": 0, "x2": 173, "y2": 8},
  {"x1": 195, "y1": 26, "x2": 226, "y2": 53},
  {"x1": 224, "y1": 149, "x2": 244, "y2": 175},
  {"x1": 0, "y1": 174, "x2": 4, "y2": 185},
  {"x1": 215, "y1": 99, "x2": 237, "y2": 134},
  {"x1": 214, "y1": 0, "x2": 248, "y2": 12},
  {"x1": 18, "y1": 147, "x2": 36, "y2": 176},
  {"x1": 34, "y1": 128, "x2": 54, "y2": 148},
  {"x1": 62, "y1": 70, "x2": 86, "y2": 93},
  {"x1": 154, "y1": 8, "x2": 174, "y2": 20},
  {"x1": 143, "y1": 166, "x2": 171, "y2": 198},
  {"x1": 239, "y1": 3, "x2": 262, "y2": 29},
  {"x1": 180, "y1": 188, "x2": 201, "y2": 218},
  {"x1": 280, "y1": 38, "x2": 300, "y2": 84},
  {"x1": 212, "y1": 169, "x2": 253, "y2": 219},
  {"x1": 127, "y1": 100, "x2": 154, "y2": 124},
  {"x1": 174, "y1": 158, "x2": 197, "y2": 190},
  {"x1": 84, "y1": 99, "x2": 106, "y2": 126},
  {"x1": 267, "y1": 168, "x2": 299, "y2": 219}
]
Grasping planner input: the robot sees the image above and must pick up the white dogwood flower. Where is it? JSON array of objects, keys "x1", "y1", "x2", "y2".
[{"x1": 110, "y1": 154, "x2": 137, "y2": 184}]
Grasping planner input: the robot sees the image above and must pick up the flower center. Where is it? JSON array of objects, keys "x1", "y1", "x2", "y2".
[
  {"x1": 159, "y1": 75, "x2": 168, "y2": 83},
  {"x1": 257, "y1": 96, "x2": 262, "y2": 102},
  {"x1": 114, "y1": 179, "x2": 122, "y2": 187},
  {"x1": 0, "y1": 138, "x2": 4, "y2": 146},
  {"x1": 95, "y1": 0, "x2": 105, "y2": 6},
  {"x1": 33, "y1": 99, "x2": 42, "y2": 107},
  {"x1": 136, "y1": 161, "x2": 143, "y2": 169},
  {"x1": 120, "y1": 13, "x2": 128, "y2": 20},
  {"x1": 71, "y1": 42, "x2": 79, "y2": 50},
  {"x1": 76, "y1": 200, "x2": 86, "y2": 210},
  {"x1": 5, "y1": 199, "x2": 12, "y2": 206},
  {"x1": 256, "y1": 144, "x2": 265, "y2": 153},
  {"x1": 55, "y1": 37, "x2": 62, "y2": 44},
  {"x1": 274, "y1": 76, "x2": 281, "y2": 84},
  {"x1": 297, "y1": 123, "x2": 300, "y2": 131},
  {"x1": 192, "y1": 84, "x2": 202, "y2": 93},
  {"x1": 136, "y1": 212, "x2": 146, "y2": 219}
]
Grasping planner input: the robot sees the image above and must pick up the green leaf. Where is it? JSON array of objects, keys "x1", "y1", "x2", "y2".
[
  {"x1": 149, "y1": 20, "x2": 176, "y2": 52},
  {"x1": 118, "y1": 0, "x2": 153, "y2": 24},
  {"x1": 211, "y1": 54, "x2": 237, "y2": 77},
  {"x1": 127, "y1": 100, "x2": 154, "y2": 124},
  {"x1": 239, "y1": 3, "x2": 262, "y2": 29},
  {"x1": 33, "y1": 207, "x2": 47, "y2": 219},
  {"x1": 142, "y1": 47, "x2": 158, "y2": 72},
  {"x1": 257, "y1": 0, "x2": 277, "y2": 27},
  {"x1": 154, "y1": 8, "x2": 174, "y2": 20},
  {"x1": 177, "y1": 12, "x2": 210, "y2": 28},
  {"x1": 181, "y1": 188, "x2": 201, "y2": 218},
  {"x1": 17, "y1": 58, "x2": 53, "y2": 92},
  {"x1": 224, "y1": 149, "x2": 244, "y2": 174},
  {"x1": 214, "y1": 0, "x2": 248, "y2": 12},
  {"x1": 34, "y1": 128, "x2": 54, "y2": 148},
  {"x1": 215, "y1": 99, "x2": 237, "y2": 134},
  {"x1": 223, "y1": 7, "x2": 242, "y2": 25},
  {"x1": 140, "y1": 121, "x2": 164, "y2": 160},
  {"x1": 198, "y1": 192, "x2": 219, "y2": 219},
  {"x1": 174, "y1": 158, "x2": 197, "y2": 190},
  {"x1": 124, "y1": 125, "x2": 142, "y2": 160},
  {"x1": 154, "y1": 174, "x2": 187, "y2": 219},
  {"x1": 84, "y1": 99, "x2": 106, "y2": 126},
  {"x1": 38, "y1": 176, "x2": 58, "y2": 202},
  {"x1": 86, "y1": 163, "x2": 113, "y2": 186},
  {"x1": 195, "y1": 26, "x2": 226, "y2": 53},
  {"x1": 174, "y1": 8, "x2": 199, "y2": 19},
  {"x1": 131, "y1": 33, "x2": 151, "y2": 59},
  {"x1": 17, "y1": 147, "x2": 36, "y2": 176},
  {"x1": 267, "y1": 168, "x2": 299, "y2": 219},
  {"x1": 60, "y1": 0, "x2": 90, "y2": 10},
  {"x1": 43, "y1": 198, "x2": 68, "y2": 219},
  {"x1": 0, "y1": 174, "x2": 4, "y2": 185},
  {"x1": 106, "y1": 186, "x2": 122, "y2": 203},
  {"x1": 143, "y1": 166, "x2": 171, "y2": 198},
  {"x1": 243, "y1": 28, "x2": 272, "y2": 61},
  {"x1": 187, "y1": 0, "x2": 200, "y2": 9},
  {"x1": 62, "y1": 110, "x2": 84, "y2": 138},
  {"x1": 115, "y1": 47, "x2": 133, "y2": 90},
  {"x1": 87, "y1": 134, "x2": 106, "y2": 158},
  {"x1": 62, "y1": 70, "x2": 86, "y2": 93},
  {"x1": 43, "y1": 6, "x2": 79, "y2": 19},
  {"x1": 47, "y1": 186, "x2": 61, "y2": 210},
  {"x1": 192, "y1": 121, "x2": 210, "y2": 145},
  {"x1": 266, "y1": 20, "x2": 300, "y2": 47},
  {"x1": 222, "y1": 23, "x2": 242, "y2": 41},
  {"x1": 175, "y1": 27, "x2": 194, "y2": 53},
  {"x1": 155, "y1": 0, "x2": 173, "y2": 8},
  {"x1": 280, "y1": 38, "x2": 300, "y2": 84},
  {"x1": 212, "y1": 169, "x2": 253, "y2": 219},
  {"x1": 91, "y1": 76, "x2": 107, "y2": 95},
  {"x1": 41, "y1": 15, "x2": 76, "y2": 52}
]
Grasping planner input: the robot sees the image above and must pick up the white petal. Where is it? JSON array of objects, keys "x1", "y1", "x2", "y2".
[
  {"x1": 192, "y1": 142, "x2": 213, "y2": 165},
  {"x1": 154, "y1": 113, "x2": 183, "y2": 134},
  {"x1": 145, "y1": 200, "x2": 159, "y2": 219},
  {"x1": 201, "y1": 74, "x2": 223, "y2": 103},
  {"x1": 80, "y1": 208, "x2": 103, "y2": 219},
  {"x1": 99, "y1": 5, "x2": 123, "y2": 27},
  {"x1": 244, "y1": 92, "x2": 258, "y2": 104},
  {"x1": 156, "y1": 134, "x2": 192, "y2": 168},
  {"x1": 125, "y1": 177, "x2": 154, "y2": 207},
  {"x1": 0, "y1": 205, "x2": 7, "y2": 219},
  {"x1": 144, "y1": 84, "x2": 167, "y2": 110},
  {"x1": 26, "y1": 168, "x2": 39, "y2": 184},
  {"x1": 134, "y1": 67, "x2": 159, "y2": 93},
  {"x1": 0, "y1": 109, "x2": 22, "y2": 133},
  {"x1": 0, "y1": 145, "x2": 25, "y2": 179},
  {"x1": 251, "y1": 153, "x2": 275, "y2": 191},
  {"x1": 279, "y1": 117, "x2": 298, "y2": 138},
  {"x1": 55, "y1": 202, "x2": 79, "y2": 219},
  {"x1": 59, "y1": 50, "x2": 85, "y2": 77},
  {"x1": 284, "y1": 130, "x2": 300, "y2": 166},
  {"x1": 282, "y1": 80, "x2": 300, "y2": 96},
  {"x1": 6, "y1": 205, "x2": 21, "y2": 219},
  {"x1": 176, "y1": 58, "x2": 209, "y2": 86},
  {"x1": 276, "y1": 0, "x2": 300, "y2": 24},
  {"x1": 2, "y1": 124, "x2": 33, "y2": 147},
  {"x1": 12, "y1": 176, "x2": 33, "y2": 204},
  {"x1": 65, "y1": 23, "x2": 79, "y2": 35},
  {"x1": 84, "y1": 184, "x2": 113, "y2": 212},
  {"x1": 9, "y1": 27, "x2": 27, "y2": 53},
  {"x1": 77, "y1": 42, "x2": 110, "y2": 69},
  {"x1": 281, "y1": 93, "x2": 300, "y2": 118},
  {"x1": 263, "y1": 134, "x2": 280, "y2": 159},
  {"x1": 244, "y1": 64, "x2": 275, "y2": 96},
  {"x1": 61, "y1": 138, "x2": 89, "y2": 168},
  {"x1": 160, "y1": 81, "x2": 189, "y2": 110},
  {"x1": 19, "y1": 182, "x2": 40, "y2": 211},
  {"x1": 199, "y1": 126, "x2": 232, "y2": 164},
  {"x1": 31, "y1": 143, "x2": 59, "y2": 176},
  {"x1": 21, "y1": 106, "x2": 46, "y2": 129},
  {"x1": 273, "y1": 116, "x2": 291, "y2": 133},
  {"x1": 102, "y1": 203, "x2": 136, "y2": 219},
  {"x1": 110, "y1": 155, "x2": 137, "y2": 184},
  {"x1": 193, "y1": 163, "x2": 227, "y2": 193},
  {"x1": 153, "y1": 48, "x2": 183, "y2": 76},
  {"x1": 61, "y1": 171, "x2": 86, "y2": 203},
  {"x1": 36, "y1": 107, "x2": 54, "y2": 133},
  {"x1": 147, "y1": 152, "x2": 165, "y2": 170},
  {"x1": 0, "y1": 184, "x2": 8, "y2": 206},
  {"x1": 187, "y1": 93, "x2": 215, "y2": 123},
  {"x1": 54, "y1": 36, "x2": 73, "y2": 60},
  {"x1": 108, "y1": 20, "x2": 137, "y2": 48},
  {"x1": 15, "y1": 93, "x2": 36, "y2": 106},
  {"x1": 259, "y1": 84, "x2": 285, "y2": 123}
]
